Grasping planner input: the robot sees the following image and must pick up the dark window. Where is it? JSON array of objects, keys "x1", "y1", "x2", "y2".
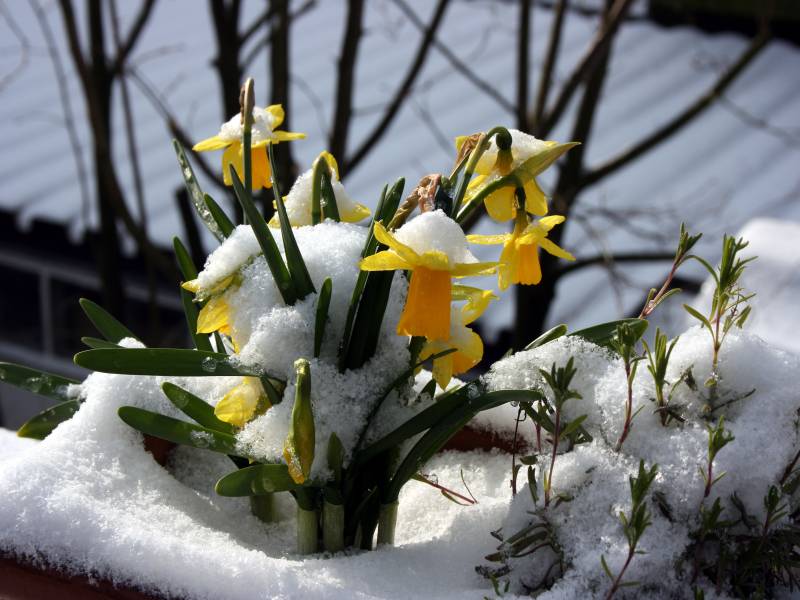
[{"x1": 0, "y1": 264, "x2": 42, "y2": 351}]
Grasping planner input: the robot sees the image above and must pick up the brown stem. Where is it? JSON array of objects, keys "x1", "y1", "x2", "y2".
[
  {"x1": 329, "y1": 0, "x2": 365, "y2": 166},
  {"x1": 638, "y1": 258, "x2": 680, "y2": 319},
  {"x1": 536, "y1": 0, "x2": 634, "y2": 138},
  {"x1": 604, "y1": 547, "x2": 635, "y2": 600},
  {"x1": 531, "y1": 0, "x2": 567, "y2": 129},
  {"x1": 545, "y1": 406, "x2": 561, "y2": 508},
  {"x1": 615, "y1": 362, "x2": 633, "y2": 452},
  {"x1": 344, "y1": 0, "x2": 450, "y2": 174},
  {"x1": 581, "y1": 30, "x2": 770, "y2": 188},
  {"x1": 516, "y1": 0, "x2": 531, "y2": 131}
]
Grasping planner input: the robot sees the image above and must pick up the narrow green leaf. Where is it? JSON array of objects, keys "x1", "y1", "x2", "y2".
[
  {"x1": 0, "y1": 362, "x2": 79, "y2": 402},
  {"x1": 683, "y1": 304, "x2": 713, "y2": 333},
  {"x1": 268, "y1": 144, "x2": 315, "y2": 300},
  {"x1": 216, "y1": 463, "x2": 300, "y2": 496},
  {"x1": 259, "y1": 375, "x2": 285, "y2": 406},
  {"x1": 79, "y1": 298, "x2": 138, "y2": 343},
  {"x1": 327, "y1": 432, "x2": 345, "y2": 484},
  {"x1": 81, "y1": 337, "x2": 119, "y2": 349},
  {"x1": 74, "y1": 348, "x2": 274, "y2": 379},
  {"x1": 17, "y1": 400, "x2": 81, "y2": 440},
  {"x1": 321, "y1": 170, "x2": 340, "y2": 221},
  {"x1": 229, "y1": 164, "x2": 296, "y2": 305},
  {"x1": 315, "y1": 278, "x2": 332, "y2": 358},
  {"x1": 173, "y1": 236, "x2": 198, "y2": 280},
  {"x1": 570, "y1": 318, "x2": 648, "y2": 349},
  {"x1": 600, "y1": 554, "x2": 614, "y2": 580},
  {"x1": 118, "y1": 406, "x2": 240, "y2": 455},
  {"x1": 173, "y1": 237, "x2": 213, "y2": 352},
  {"x1": 204, "y1": 194, "x2": 235, "y2": 237},
  {"x1": 161, "y1": 382, "x2": 234, "y2": 434},
  {"x1": 524, "y1": 324, "x2": 568, "y2": 351},
  {"x1": 173, "y1": 140, "x2": 224, "y2": 241}
]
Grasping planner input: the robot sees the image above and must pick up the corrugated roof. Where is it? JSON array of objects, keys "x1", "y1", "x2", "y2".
[{"x1": 1, "y1": 0, "x2": 798, "y2": 332}]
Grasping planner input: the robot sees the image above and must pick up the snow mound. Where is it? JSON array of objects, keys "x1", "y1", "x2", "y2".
[
  {"x1": 394, "y1": 210, "x2": 479, "y2": 264},
  {"x1": 483, "y1": 327, "x2": 800, "y2": 598}
]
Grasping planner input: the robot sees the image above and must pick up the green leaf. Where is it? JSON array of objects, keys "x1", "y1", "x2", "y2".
[
  {"x1": 268, "y1": 143, "x2": 315, "y2": 300},
  {"x1": 79, "y1": 298, "x2": 138, "y2": 343},
  {"x1": 215, "y1": 463, "x2": 301, "y2": 496},
  {"x1": 74, "y1": 348, "x2": 272, "y2": 379},
  {"x1": 327, "y1": 432, "x2": 345, "y2": 484},
  {"x1": 524, "y1": 324, "x2": 568, "y2": 351},
  {"x1": 161, "y1": 382, "x2": 234, "y2": 434},
  {"x1": 321, "y1": 170, "x2": 340, "y2": 221},
  {"x1": 570, "y1": 318, "x2": 648, "y2": 349},
  {"x1": 17, "y1": 400, "x2": 81, "y2": 440},
  {"x1": 173, "y1": 140, "x2": 224, "y2": 242},
  {"x1": 683, "y1": 304, "x2": 713, "y2": 333},
  {"x1": 339, "y1": 178, "x2": 404, "y2": 370},
  {"x1": 314, "y1": 278, "x2": 332, "y2": 358},
  {"x1": 173, "y1": 237, "x2": 213, "y2": 352},
  {"x1": 204, "y1": 194, "x2": 235, "y2": 238},
  {"x1": 229, "y1": 164, "x2": 296, "y2": 305},
  {"x1": 383, "y1": 388, "x2": 544, "y2": 503},
  {"x1": 0, "y1": 362, "x2": 79, "y2": 402},
  {"x1": 81, "y1": 337, "x2": 119, "y2": 349},
  {"x1": 600, "y1": 554, "x2": 614, "y2": 580},
  {"x1": 118, "y1": 406, "x2": 240, "y2": 455}
]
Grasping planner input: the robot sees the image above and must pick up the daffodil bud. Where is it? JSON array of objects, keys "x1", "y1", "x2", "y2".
[{"x1": 283, "y1": 358, "x2": 315, "y2": 484}]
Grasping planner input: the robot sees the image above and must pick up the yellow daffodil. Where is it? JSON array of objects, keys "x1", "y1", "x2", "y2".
[
  {"x1": 468, "y1": 214, "x2": 574, "y2": 290},
  {"x1": 214, "y1": 377, "x2": 270, "y2": 428},
  {"x1": 270, "y1": 151, "x2": 371, "y2": 226},
  {"x1": 181, "y1": 275, "x2": 242, "y2": 350},
  {"x1": 456, "y1": 129, "x2": 577, "y2": 222},
  {"x1": 284, "y1": 359, "x2": 314, "y2": 484},
  {"x1": 359, "y1": 211, "x2": 496, "y2": 341},
  {"x1": 193, "y1": 105, "x2": 305, "y2": 190},
  {"x1": 421, "y1": 286, "x2": 496, "y2": 389}
]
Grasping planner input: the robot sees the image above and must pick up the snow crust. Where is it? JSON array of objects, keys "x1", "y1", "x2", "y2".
[
  {"x1": 393, "y1": 210, "x2": 479, "y2": 265},
  {"x1": 483, "y1": 327, "x2": 800, "y2": 598},
  {"x1": 218, "y1": 106, "x2": 280, "y2": 145}
]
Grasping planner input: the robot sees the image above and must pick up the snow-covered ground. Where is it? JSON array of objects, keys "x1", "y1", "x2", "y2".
[{"x1": 1, "y1": 321, "x2": 797, "y2": 599}]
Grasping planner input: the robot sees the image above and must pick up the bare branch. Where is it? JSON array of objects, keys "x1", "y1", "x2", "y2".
[
  {"x1": 128, "y1": 67, "x2": 227, "y2": 190},
  {"x1": 581, "y1": 31, "x2": 770, "y2": 188},
  {"x1": 0, "y1": 1, "x2": 30, "y2": 93},
  {"x1": 344, "y1": 0, "x2": 450, "y2": 174},
  {"x1": 56, "y1": 0, "x2": 89, "y2": 87},
  {"x1": 240, "y1": 4, "x2": 275, "y2": 45},
  {"x1": 516, "y1": 0, "x2": 531, "y2": 131},
  {"x1": 329, "y1": 0, "x2": 365, "y2": 165},
  {"x1": 531, "y1": 0, "x2": 567, "y2": 130},
  {"x1": 242, "y1": 0, "x2": 315, "y2": 70},
  {"x1": 537, "y1": 0, "x2": 634, "y2": 138},
  {"x1": 395, "y1": 0, "x2": 514, "y2": 116},
  {"x1": 558, "y1": 251, "x2": 676, "y2": 277},
  {"x1": 31, "y1": 0, "x2": 91, "y2": 228},
  {"x1": 112, "y1": 0, "x2": 157, "y2": 74}
]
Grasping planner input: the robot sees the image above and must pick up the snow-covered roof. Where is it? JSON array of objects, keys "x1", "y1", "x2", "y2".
[{"x1": 1, "y1": 0, "x2": 799, "y2": 331}]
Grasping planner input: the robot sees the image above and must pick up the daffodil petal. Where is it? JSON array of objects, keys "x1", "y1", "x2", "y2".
[
  {"x1": 461, "y1": 289, "x2": 496, "y2": 325},
  {"x1": 360, "y1": 251, "x2": 413, "y2": 272},
  {"x1": 516, "y1": 243, "x2": 542, "y2": 285},
  {"x1": 484, "y1": 186, "x2": 517, "y2": 222},
  {"x1": 196, "y1": 295, "x2": 231, "y2": 334},
  {"x1": 372, "y1": 222, "x2": 420, "y2": 264},
  {"x1": 417, "y1": 250, "x2": 451, "y2": 271},
  {"x1": 214, "y1": 378, "x2": 263, "y2": 428},
  {"x1": 317, "y1": 151, "x2": 340, "y2": 179},
  {"x1": 431, "y1": 354, "x2": 455, "y2": 390},
  {"x1": 272, "y1": 130, "x2": 306, "y2": 142},
  {"x1": 523, "y1": 179, "x2": 548, "y2": 216},
  {"x1": 467, "y1": 233, "x2": 510, "y2": 245},
  {"x1": 342, "y1": 202, "x2": 371, "y2": 223},
  {"x1": 397, "y1": 267, "x2": 451, "y2": 341},
  {"x1": 539, "y1": 237, "x2": 575, "y2": 261},
  {"x1": 538, "y1": 215, "x2": 566, "y2": 230},
  {"x1": 193, "y1": 135, "x2": 230, "y2": 152},
  {"x1": 221, "y1": 142, "x2": 242, "y2": 187},
  {"x1": 451, "y1": 261, "x2": 498, "y2": 277},
  {"x1": 266, "y1": 104, "x2": 285, "y2": 128}
]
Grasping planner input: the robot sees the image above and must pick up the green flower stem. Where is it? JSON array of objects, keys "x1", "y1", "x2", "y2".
[
  {"x1": 322, "y1": 499, "x2": 345, "y2": 553},
  {"x1": 376, "y1": 501, "x2": 399, "y2": 546},
  {"x1": 450, "y1": 126, "x2": 511, "y2": 218},
  {"x1": 249, "y1": 493, "x2": 277, "y2": 523},
  {"x1": 310, "y1": 157, "x2": 330, "y2": 225},
  {"x1": 297, "y1": 506, "x2": 319, "y2": 555},
  {"x1": 241, "y1": 78, "x2": 255, "y2": 212}
]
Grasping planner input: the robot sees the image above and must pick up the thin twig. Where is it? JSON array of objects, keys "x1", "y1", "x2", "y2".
[
  {"x1": 531, "y1": 0, "x2": 567, "y2": 129},
  {"x1": 345, "y1": 0, "x2": 450, "y2": 174},
  {"x1": 537, "y1": 0, "x2": 634, "y2": 138},
  {"x1": 0, "y1": 1, "x2": 30, "y2": 92},
  {"x1": 557, "y1": 251, "x2": 675, "y2": 277},
  {"x1": 581, "y1": 30, "x2": 770, "y2": 188},
  {"x1": 516, "y1": 0, "x2": 531, "y2": 131},
  {"x1": 111, "y1": 0, "x2": 157, "y2": 74}
]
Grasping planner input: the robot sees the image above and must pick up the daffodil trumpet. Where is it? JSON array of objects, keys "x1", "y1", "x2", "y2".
[
  {"x1": 359, "y1": 216, "x2": 496, "y2": 341},
  {"x1": 468, "y1": 212, "x2": 575, "y2": 290},
  {"x1": 451, "y1": 126, "x2": 513, "y2": 218}
]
